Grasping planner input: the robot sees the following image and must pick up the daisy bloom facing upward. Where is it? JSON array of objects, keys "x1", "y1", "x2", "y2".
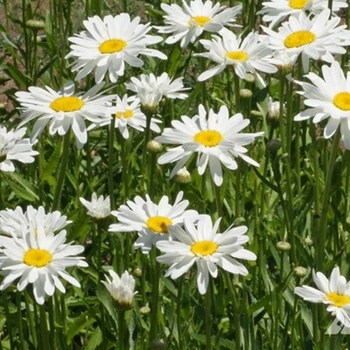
[
  {"x1": 156, "y1": 104, "x2": 263, "y2": 187},
  {"x1": 16, "y1": 81, "x2": 113, "y2": 149},
  {"x1": 109, "y1": 191, "x2": 198, "y2": 254},
  {"x1": 156, "y1": 0, "x2": 242, "y2": 48},
  {"x1": 156, "y1": 215, "x2": 256, "y2": 295},
  {"x1": 126, "y1": 73, "x2": 189, "y2": 111},
  {"x1": 196, "y1": 28, "x2": 277, "y2": 84},
  {"x1": 80, "y1": 193, "x2": 111, "y2": 219},
  {"x1": 66, "y1": 13, "x2": 166, "y2": 83},
  {"x1": 262, "y1": 8, "x2": 350, "y2": 72},
  {"x1": 258, "y1": 0, "x2": 348, "y2": 28},
  {"x1": 102, "y1": 270, "x2": 136, "y2": 310},
  {"x1": 0, "y1": 229, "x2": 88, "y2": 305},
  {"x1": 295, "y1": 267, "x2": 350, "y2": 327},
  {"x1": 294, "y1": 61, "x2": 350, "y2": 149},
  {"x1": 0, "y1": 126, "x2": 38, "y2": 172},
  {"x1": 106, "y1": 94, "x2": 161, "y2": 139}
]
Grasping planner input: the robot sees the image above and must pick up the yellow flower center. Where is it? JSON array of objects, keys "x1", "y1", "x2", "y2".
[
  {"x1": 99, "y1": 39, "x2": 127, "y2": 54},
  {"x1": 225, "y1": 51, "x2": 248, "y2": 61},
  {"x1": 23, "y1": 248, "x2": 52, "y2": 267},
  {"x1": 146, "y1": 216, "x2": 173, "y2": 233},
  {"x1": 288, "y1": 0, "x2": 310, "y2": 9},
  {"x1": 284, "y1": 30, "x2": 316, "y2": 48},
  {"x1": 333, "y1": 92, "x2": 350, "y2": 111},
  {"x1": 327, "y1": 292, "x2": 350, "y2": 308},
  {"x1": 191, "y1": 240, "x2": 218, "y2": 256},
  {"x1": 115, "y1": 109, "x2": 134, "y2": 119},
  {"x1": 191, "y1": 16, "x2": 211, "y2": 27},
  {"x1": 194, "y1": 130, "x2": 223, "y2": 147},
  {"x1": 50, "y1": 96, "x2": 84, "y2": 112}
]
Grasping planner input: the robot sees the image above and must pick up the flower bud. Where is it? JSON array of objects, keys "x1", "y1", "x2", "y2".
[
  {"x1": 304, "y1": 236, "x2": 313, "y2": 246},
  {"x1": 147, "y1": 140, "x2": 163, "y2": 153},
  {"x1": 101, "y1": 270, "x2": 136, "y2": 311},
  {"x1": 26, "y1": 19, "x2": 46, "y2": 30},
  {"x1": 276, "y1": 241, "x2": 291, "y2": 251},
  {"x1": 294, "y1": 266, "x2": 308, "y2": 277},
  {"x1": 174, "y1": 167, "x2": 192, "y2": 184},
  {"x1": 239, "y1": 89, "x2": 253, "y2": 99},
  {"x1": 151, "y1": 339, "x2": 168, "y2": 350},
  {"x1": 139, "y1": 306, "x2": 151, "y2": 314}
]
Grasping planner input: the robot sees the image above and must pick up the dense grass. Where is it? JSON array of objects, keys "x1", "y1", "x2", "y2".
[{"x1": 1, "y1": 0, "x2": 350, "y2": 349}]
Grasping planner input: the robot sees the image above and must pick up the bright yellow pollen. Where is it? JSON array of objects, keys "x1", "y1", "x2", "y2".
[
  {"x1": 191, "y1": 16, "x2": 211, "y2": 27},
  {"x1": 333, "y1": 92, "x2": 350, "y2": 111},
  {"x1": 115, "y1": 109, "x2": 134, "y2": 119},
  {"x1": 194, "y1": 130, "x2": 223, "y2": 147},
  {"x1": 284, "y1": 30, "x2": 316, "y2": 48},
  {"x1": 327, "y1": 292, "x2": 350, "y2": 308},
  {"x1": 99, "y1": 39, "x2": 127, "y2": 54},
  {"x1": 288, "y1": 0, "x2": 310, "y2": 9},
  {"x1": 50, "y1": 96, "x2": 84, "y2": 112},
  {"x1": 225, "y1": 51, "x2": 248, "y2": 62},
  {"x1": 23, "y1": 248, "x2": 52, "y2": 267},
  {"x1": 146, "y1": 216, "x2": 173, "y2": 233},
  {"x1": 191, "y1": 240, "x2": 218, "y2": 256}
]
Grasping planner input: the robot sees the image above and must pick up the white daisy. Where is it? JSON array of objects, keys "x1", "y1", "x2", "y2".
[
  {"x1": 15, "y1": 81, "x2": 113, "y2": 149},
  {"x1": 196, "y1": 28, "x2": 277, "y2": 84},
  {"x1": 295, "y1": 267, "x2": 350, "y2": 327},
  {"x1": 155, "y1": 104, "x2": 263, "y2": 187},
  {"x1": 156, "y1": 0, "x2": 242, "y2": 48},
  {"x1": 125, "y1": 72, "x2": 189, "y2": 110},
  {"x1": 156, "y1": 214, "x2": 256, "y2": 295},
  {"x1": 109, "y1": 191, "x2": 198, "y2": 254},
  {"x1": 261, "y1": 8, "x2": 350, "y2": 72},
  {"x1": 106, "y1": 94, "x2": 161, "y2": 139},
  {"x1": 0, "y1": 126, "x2": 38, "y2": 172},
  {"x1": 66, "y1": 13, "x2": 167, "y2": 83},
  {"x1": 294, "y1": 61, "x2": 350, "y2": 149},
  {"x1": 0, "y1": 205, "x2": 71, "y2": 239},
  {"x1": 80, "y1": 193, "x2": 111, "y2": 219},
  {"x1": 258, "y1": 0, "x2": 348, "y2": 28},
  {"x1": 102, "y1": 270, "x2": 136, "y2": 310},
  {"x1": 0, "y1": 229, "x2": 88, "y2": 305}
]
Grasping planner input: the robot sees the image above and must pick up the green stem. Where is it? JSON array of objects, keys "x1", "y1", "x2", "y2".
[
  {"x1": 316, "y1": 131, "x2": 341, "y2": 270},
  {"x1": 2, "y1": 291, "x2": 15, "y2": 349},
  {"x1": 51, "y1": 131, "x2": 71, "y2": 211},
  {"x1": 39, "y1": 304, "x2": 51, "y2": 350},
  {"x1": 149, "y1": 249, "x2": 160, "y2": 344},
  {"x1": 204, "y1": 284, "x2": 212, "y2": 350},
  {"x1": 108, "y1": 117, "x2": 117, "y2": 210},
  {"x1": 177, "y1": 280, "x2": 184, "y2": 350},
  {"x1": 17, "y1": 292, "x2": 25, "y2": 350}
]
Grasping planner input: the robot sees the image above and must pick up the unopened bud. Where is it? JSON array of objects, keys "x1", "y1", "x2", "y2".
[
  {"x1": 250, "y1": 110, "x2": 263, "y2": 118},
  {"x1": 151, "y1": 339, "x2": 168, "y2": 350},
  {"x1": 266, "y1": 139, "x2": 282, "y2": 154},
  {"x1": 294, "y1": 266, "x2": 307, "y2": 277},
  {"x1": 304, "y1": 236, "x2": 313, "y2": 246},
  {"x1": 147, "y1": 140, "x2": 163, "y2": 153},
  {"x1": 139, "y1": 306, "x2": 151, "y2": 314},
  {"x1": 239, "y1": 89, "x2": 253, "y2": 99},
  {"x1": 245, "y1": 73, "x2": 255, "y2": 83},
  {"x1": 26, "y1": 19, "x2": 45, "y2": 30},
  {"x1": 276, "y1": 241, "x2": 291, "y2": 251},
  {"x1": 174, "y1": 167, "x2": 192, "y2": 184},
  {"x1": 133, "y1": 267, "x2": 142, "y2": 277}
]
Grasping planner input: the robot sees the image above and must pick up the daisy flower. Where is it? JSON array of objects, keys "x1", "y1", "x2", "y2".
[
  {"x1": 294, "y1": 61, "x2": 350, "y2": 148},
  {"x1": 196, "y1": 28, "x2": 277, "y2": 84},
  {"x1": 0, "y1": 205, "x2": 71, "y2": 239},
  {"x1": 15, "y1": 81, "x2": 113, "y2": 149},
  {"x1": 156, "y1": 215, "x2": 256, "y2": 295},
  {"x1": 102, "y1": 270, "x2": 136, "y2": 310},
  {"x1": 0, "y1": 229, "x2": 88, "y2": 305},
  {"x1": 66, "y1": 13, "x2": 167, "y2": 83},
  {"x1": 106, "y1": 94, "x2": 161, "y2": 139},
  {"x1": 109, "y1": 191, "x2": 198, "y2": 254},
  {"x1": 80, "y1": 193, "x2": 111, "y2": 219},
  {"x1": 261, "y1": 8, "x2": 350, "y2": 72},
  {"x1": 258, "y1": 0, "x2": 348, "y2": 28},
  {"x1": 295, "y1": 267, "x2": 350, "y2": 327},
  {"x1": 155, "y1": 104, "x2": 263, "y2": 187},
  {"x1": 156, "y1": 0, "x2": 242, "y2": 48},
  {"x1": 0, "y1": 126, "x2": 38, "y2": 172},
  {"x1": 125, "y1": 72, "x2": 189, "y2": 110}
]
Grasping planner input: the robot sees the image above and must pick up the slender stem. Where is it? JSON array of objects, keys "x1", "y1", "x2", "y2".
[
  {"x1": 17, "y1": 292, "x2": 25, "y2": 350},
  {"x1": 39, "y1": 304, "x2": 51, "y2": 350},
  {"x1": 51, "y1": 131, "x2": 71, "y2": 211},
  {"x1": 149, "y1": 249, "x2": 160, "y2": 344},
  {"x1": 204, "y1": 283, "x2": 212, "y2": 350},
  {"x1": 108, "y1": 117, "x2": 116, "y2": 211},
  {"x1": 316, "y1": 131, "x2": 341, "y2": 270},
  {"x1": 2, "y1": 291, "x2": 15, "y2": 349},
  {"x1": 118, "y1": 310, "x2": 127, "y2": 349},
  {"x1": 177, "y1": 280, "x2": 184, "y2": 350}
]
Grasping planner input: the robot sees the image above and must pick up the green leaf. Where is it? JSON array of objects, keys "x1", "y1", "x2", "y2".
[
  {"x1": 85, "y1": 326, "x2": 102, "y2": 350},
  {"x1": 66, "y1": 312, "x2": 95, "y2": 344},
  {"x1": 5, "y1": 172, "x2": 39, "y2": 201}
]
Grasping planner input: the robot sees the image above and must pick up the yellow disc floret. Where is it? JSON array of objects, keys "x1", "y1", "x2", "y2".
[
  {"x1": 284, "y1": 30, "x2": 315, "y2": 48},
  {"x1": 191, "y1": 240, "x2": 218, "y2": 256},
  {"x1": 50, "y1": 96, "x2": 84, "y2": 112},
  {"x1": 191, "y1": 16, "x2": 211, "y2": 27},
  {"x1": 327, "y1": 292, "x2": 350, "y2": 308},
  {"x1": 23, "y1": 248, "x2": 52, "y2": 267},
  {"x1": 99, "y1": 39, "x2": 127, "y2": 54},
  {"x1": 146, "y1": 216, "x2": 173, "y2": 233},
  {"x1": 194, "y1": 130, "x2": 223, "y2": 147},
  {"x1": 333, "y1": 92, "x2": 350, "y2": 111},
  {"x1": 288, "y1": 0, "x2": 311, "y2": 9},
  {"x1": 225, "y1": 51, "x2": 248, "y2": 61}
]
